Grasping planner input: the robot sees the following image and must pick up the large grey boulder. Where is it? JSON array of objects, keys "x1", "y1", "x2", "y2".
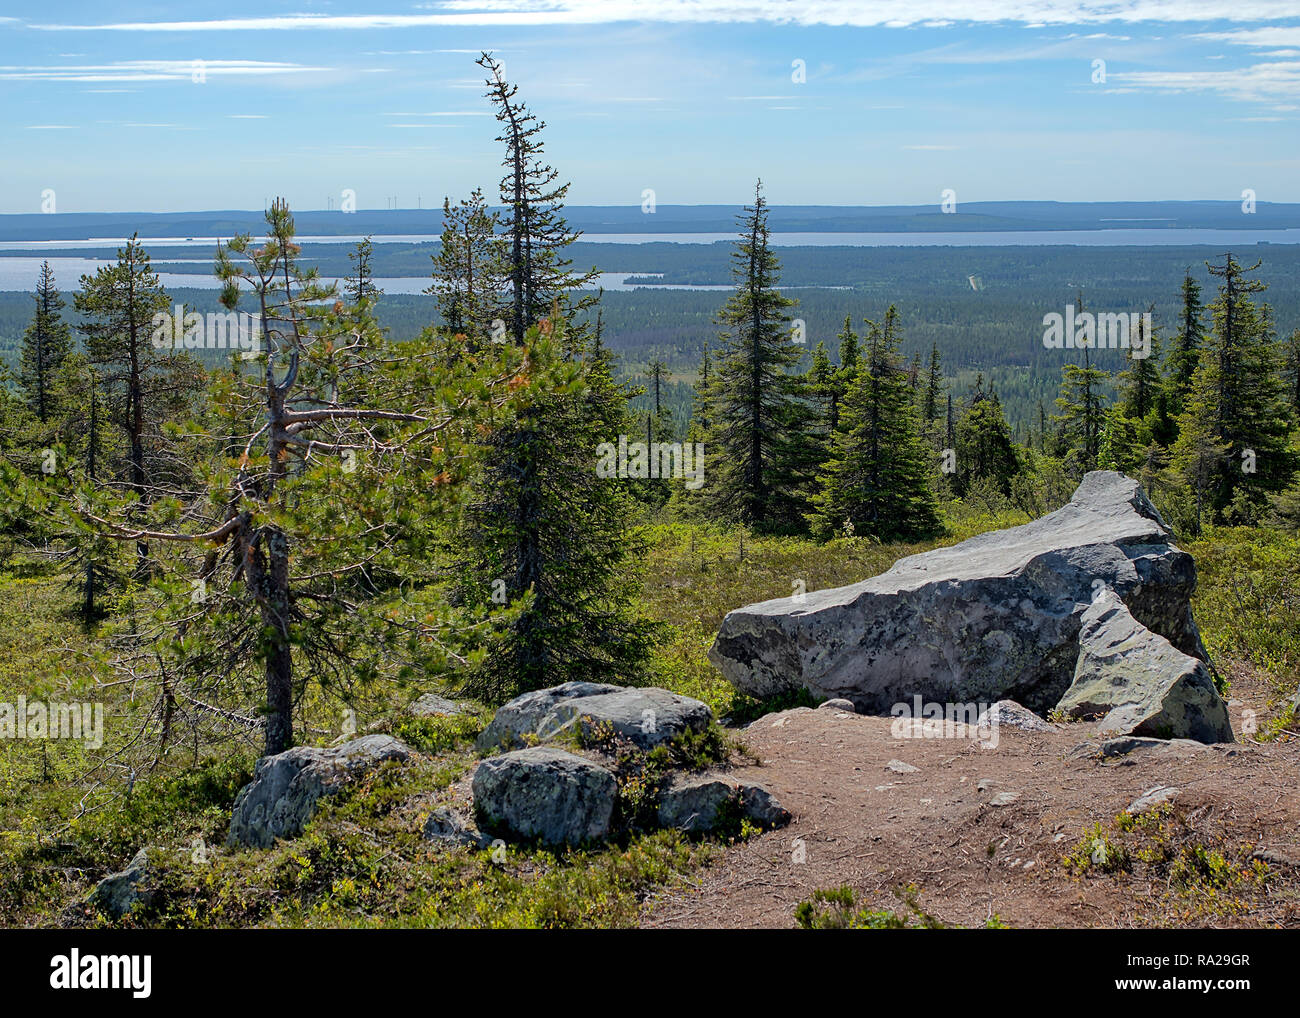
[
  {"x1": 709, "y1": 472, "x2": 1208, "y2": 714},
  {"x1": 657, "y1": 775, "x2": 791, "y2": 834},
  {"x1": 228, "y1": 734, "x2": 412, "y2": 849},
  {"x1": 1058, "y1": 594, "x2": 1233, "y2": 743},
  {"x1": 87, "y1": 848, "x2": 151, "y2": 919},
  {"x1": 475, "y1": 682, "x2": 712, "y2": 752},
  {"x1": 472, "y1": 747, "x2": 618, "y2": 846}
]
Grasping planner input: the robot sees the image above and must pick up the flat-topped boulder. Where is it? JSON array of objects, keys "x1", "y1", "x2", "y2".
[
  {"x1": 1058, "y1": 593, "x2": 1233, "y2": 743},
  {"x1": 709, "y1": 472, "x2": 1209, "y2": 714},
  {"x1": 475, "y1": 681, "x2": 712, "y2": 752}
]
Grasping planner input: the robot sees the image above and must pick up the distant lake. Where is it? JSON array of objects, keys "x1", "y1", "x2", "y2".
[
  {"x1": 0, "y1": 261, "x2": 726, "y2": 294},
  {"x1": 1, "y1": 228, "x2": 1298, "y2": 251}
]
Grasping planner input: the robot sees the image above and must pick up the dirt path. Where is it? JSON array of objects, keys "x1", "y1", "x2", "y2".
[{"x1": 640, "y1": 672, "x2": 1300, "y2": 929}]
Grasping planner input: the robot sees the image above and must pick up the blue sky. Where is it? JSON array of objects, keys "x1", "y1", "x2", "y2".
[{"x1": 3, "y1": 1, "x2": 1299, "y2": 213}]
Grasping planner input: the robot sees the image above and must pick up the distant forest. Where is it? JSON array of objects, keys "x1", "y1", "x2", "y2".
[{"x1": 3, "y1": 242, "x2": 1297, "y2": 436}]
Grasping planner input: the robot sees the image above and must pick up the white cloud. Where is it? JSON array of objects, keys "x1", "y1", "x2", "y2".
[
  {"x1": 26, "y1": 2, "x2": 1300, "y2": 32},
  {"x1": 0, "y1": 60, "x2": 328, "y2": 82},
  {"x1": 1113, "y1": 60, "x2": 1300, "y2": 103}
]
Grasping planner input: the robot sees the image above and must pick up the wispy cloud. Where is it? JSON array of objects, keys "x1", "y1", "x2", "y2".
[
  {"x1": 0, "y1": 59, "x2": 329, "y2": 82},
  {"x1": 25, "y1": 2, "x2": 1300, "y2": 33}
]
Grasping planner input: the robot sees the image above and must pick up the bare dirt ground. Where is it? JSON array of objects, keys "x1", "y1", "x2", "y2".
[{"x1": 640, "y1": 666, "x2": 1300, "y2": 929}]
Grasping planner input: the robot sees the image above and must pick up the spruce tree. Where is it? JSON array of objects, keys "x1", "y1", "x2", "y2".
[
  {"x1": 700, "y1": 181, "x2": 811, "y2": 530},
  {"x1": 429, "y1": 188, "x2": 503, "y2": 342},
  {"x1": 1165, "y1": 269, "x2": 1205, "y2": 417},
  {"x1": 75, "y1": 236, "x2": 204, "y2": 577},
  {"x1": 477, "y1": 52, "x2": 597, "y2": 342},
  {"x1": 809, "y1": 307, "x2": 940, "y2": 540},
  {"x1": 19, "y1": 261, "x2": 74, "y2": 424}
]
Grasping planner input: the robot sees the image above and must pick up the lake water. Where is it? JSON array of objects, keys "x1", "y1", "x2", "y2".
[
  {"x1": 0, "y1": 261, "x2": 721, "y2": 294},
  {"x1": 0, "y1": 228, "x2": 1297, "y2": 251}
]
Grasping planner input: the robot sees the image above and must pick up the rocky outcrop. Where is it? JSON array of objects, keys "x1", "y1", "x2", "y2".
[
  {"x1": 87, "y1": 848, "x2": 151, "y2": 919},
  {"x1": 475, "y1": 682, "x2": 712, "y2": 752},
  {"x1": 709, "y1": 472, "x2": 1210, "y2": 715},
  {"x1": 1058, "y1": 593, "x2": 1233, "y2": 743},
  {"x1": 472, "y1": 747, "x2": 618, "y2": 846},
  {"x1": 228, "y1": 735, "x2": 412, "y2": 849}
]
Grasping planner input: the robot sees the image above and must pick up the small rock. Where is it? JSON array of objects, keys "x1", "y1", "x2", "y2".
[
  {"x1": 472, "y1": 747, "x2": 617, "y2": 846},
  {"x1": 87, "y1": 848, "x2": 151, "y2": 919},
  {"x1": 410, "y1": 693, "x2": 471, "y2": 717},
  {"x1": 657, "y1": 775, "x2": 791, "y2": 834},
  {"x1": 1095, "y1": 735, "x2": 1206, "y2": 759},
  {"x1": 885, "y1": 759, "x2": 919, "y2": 774},
  {"x1": 978, "y1": 700, "x2": 1055, "y2": 732},
  {"x1": 1127, "y1": 785, "x2": 1179, "y2": 814},
  {"x1": 1252, "y1": 848, "x2": 1300, "y2": 868},
  {"x1": 818, "y1": 698, "x2": 856, "y2": 713},
  {"x1": 422, "y1": 806, "x2": 492, "y2": 849}
]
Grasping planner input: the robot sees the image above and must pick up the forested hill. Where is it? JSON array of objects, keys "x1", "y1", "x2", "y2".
[{"x1": 3, "y1": 200, "x2": 1300, "y2": 241}]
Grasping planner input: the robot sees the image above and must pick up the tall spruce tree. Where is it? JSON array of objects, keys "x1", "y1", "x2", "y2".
[
  {"x1": 477, "y1": 52, "x2": 597, "y2": 342},
  {"x1": 19, "y1": 261, "x2": 74, "y2": 425},
  {"x1": 1165, "y1": 269, "x2": 1205, "y2": 417},
  {"x1": 700, "y1": 181, "x2": 812, "y2": 530}
]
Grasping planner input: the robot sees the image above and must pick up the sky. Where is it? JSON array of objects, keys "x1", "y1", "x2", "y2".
[{"x1": 2, "y1": 1, "x2": 1299, "y2": 213}]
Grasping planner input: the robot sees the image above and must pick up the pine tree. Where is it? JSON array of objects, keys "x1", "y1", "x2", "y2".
[
  {"x1": 19, "y1": 261, "x2": 74, "y2": 424},
  {"x1": 809, "y1": 307, "x2": 941, "y2": 540},
  {"x1": 699, "y1": 181, "x2": 811, "y2": 530},
  {"x1": 344, "y1": 236, "x2": 383, "y2": 307},
  {"x1": 477, "y1": 52, "x2": 597, "y2": 342}
]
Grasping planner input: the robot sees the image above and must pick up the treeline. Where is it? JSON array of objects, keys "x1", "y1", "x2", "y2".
[{"x1": 664, "y1": 201, "x2": 1300, "y2": 541}]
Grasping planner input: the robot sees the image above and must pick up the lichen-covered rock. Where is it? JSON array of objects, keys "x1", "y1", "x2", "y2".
[
  {"x1": 657, "y1": 774, "x2": 791, "y2": 834},
  {"x1": 472, "y1": 747, "x2": 617, "y2": 846},
  {"x1": 87, "y1": 848, "x2": 151, "y2": 919},
  {"x1": 475, "y1": 682, "x2": 712, "y2": 752},
  {"x1": 709, "y1": 472, "x2": 1209, "y2": 713},
  {"x1": 228, "y1": 734, "x2": 412, "y2": 849},
  {"x1": 1058, "y1": 594, "x2": 1233, "y2": 744}
]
